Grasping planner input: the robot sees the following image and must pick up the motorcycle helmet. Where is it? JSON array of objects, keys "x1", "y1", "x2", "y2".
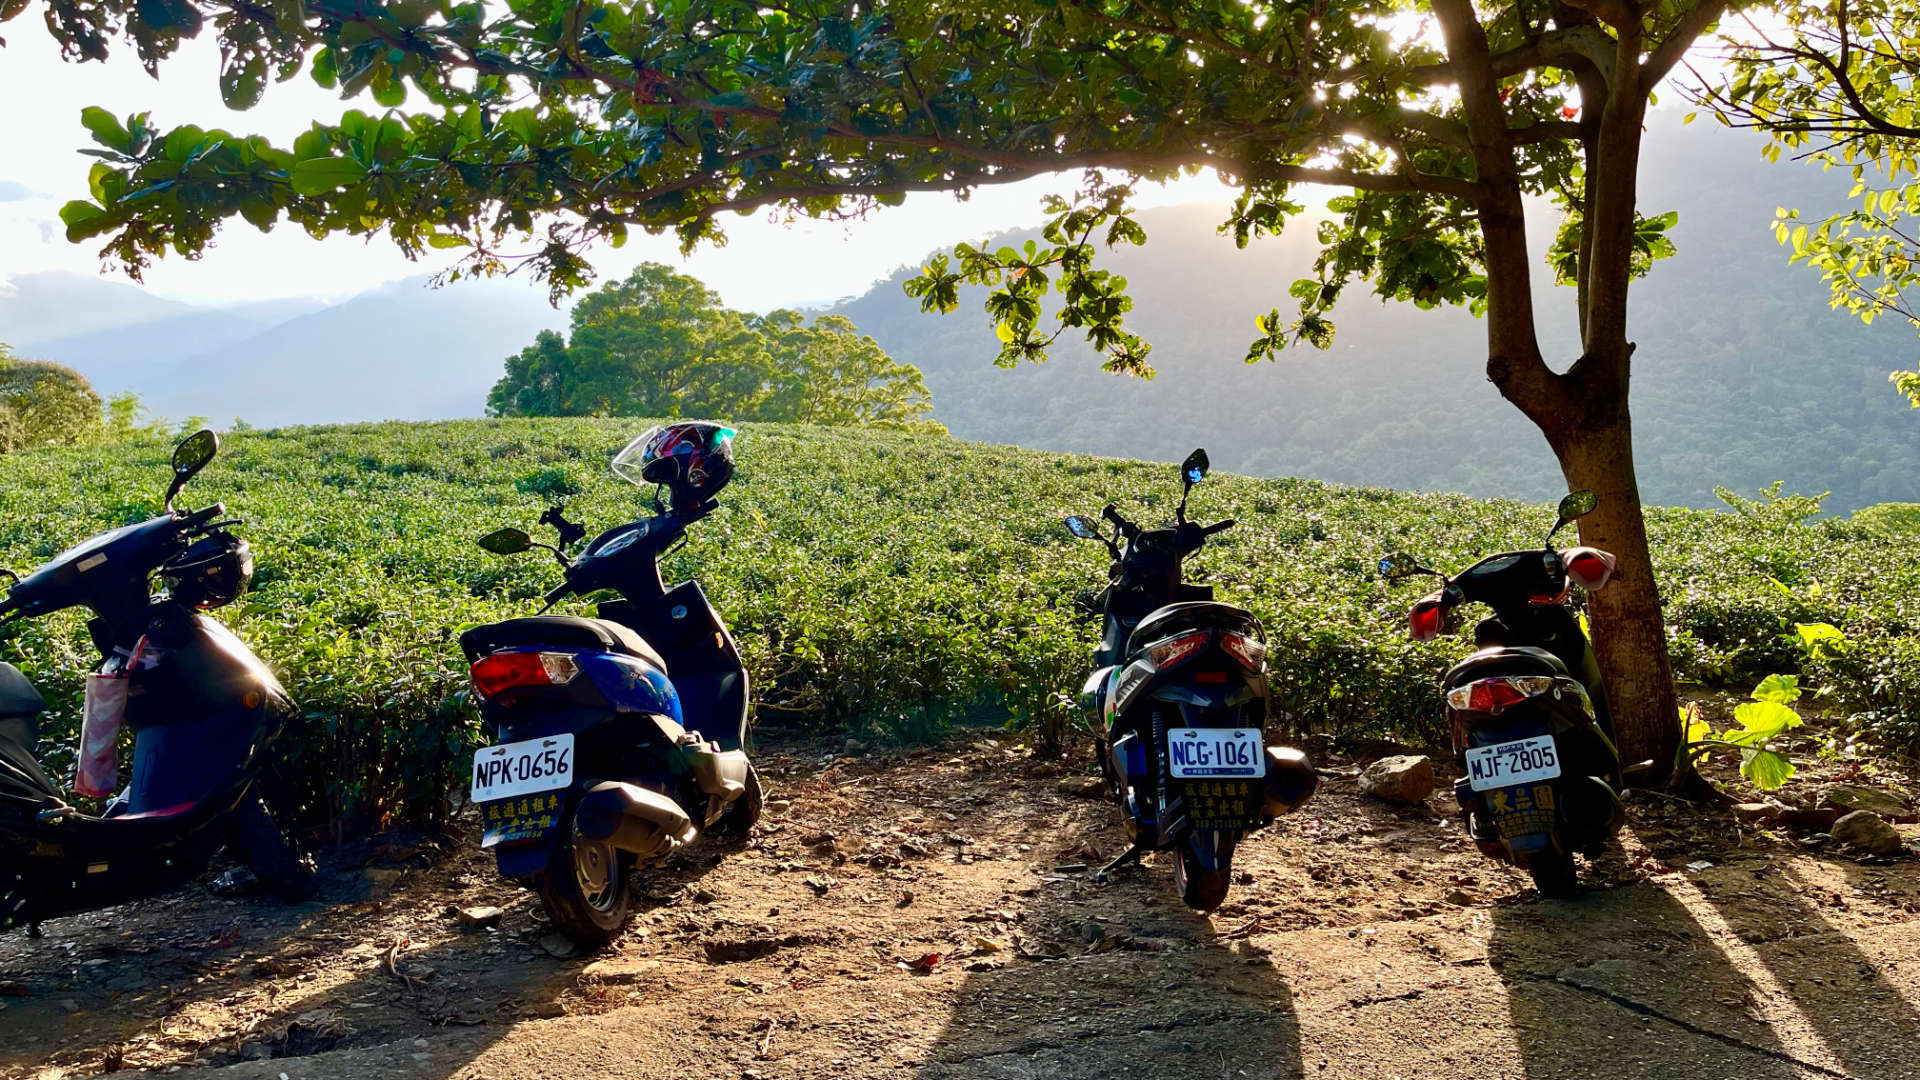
[
  {"x1": 161, "y1": 534, "x2": 253, "y2": 610},
  {"x1": 612, "y1": 423, "x2": 737, "y2": 510}
]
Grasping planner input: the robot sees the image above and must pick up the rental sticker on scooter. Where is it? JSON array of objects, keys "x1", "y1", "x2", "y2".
[{"x1": 1166, "y1": 728, "x2": 1266, "y2": 779}]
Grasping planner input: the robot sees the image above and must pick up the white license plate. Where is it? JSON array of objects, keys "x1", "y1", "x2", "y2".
[
  {"x1": 471, "y1": 733, "x2": 574, "y2": 802},
  {"x1": 1465, "y1": 735, "x2": 1561, "y2": 792},
  {"x1": 1165, "y1": 727, "x2": 1266, "y2": 779}
]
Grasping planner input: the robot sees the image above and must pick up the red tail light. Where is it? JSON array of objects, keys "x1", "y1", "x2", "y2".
[
  {"x1": 1447, "y1": 675, "x2": 1556, "y2": 714},
  {"x1": 1146, "y1": 631, "x2": 1210, "y2": 670},
  {"x1": 1220, "y1": 631, "x2": 1266, "y2": 671},
  {"x1": 1410, "y1": 596, "x2": 1444, "y2": 642},
  {"x1": 470, "y1": 651, "x2": 580, "y2": 699},
  {"x1": 1565, "y1": 547, "x2": 1617, "y2": 592}
]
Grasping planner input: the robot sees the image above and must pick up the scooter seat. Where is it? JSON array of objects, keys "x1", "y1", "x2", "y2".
[
  {"x1": 0, "y1": 664, "x2": 44, "y2": 721},
  {"x1": 461, "y1": 616, "x2": 668, "y2": 673},
  {"x1": 0, "y1": 736, "x2": 58, "y2": 802},
  {"x1": 1444, "y1": 646, "x2": 1568, "y2": 688},
  {"x1": 1127, "y1": 601, "x2": 1260, "y2": 656}
]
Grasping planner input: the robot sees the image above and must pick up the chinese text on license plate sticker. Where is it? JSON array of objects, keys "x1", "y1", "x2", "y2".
[
  {"x1": 1465, "y1": 735, "x2": 1561, "y2": 792},
  {"x1": 472, "y1": 733, "x2": 574, "y2": 803},
  {"x1": 1166, "y1": 728, "x2": 1266, "y2": 779}
]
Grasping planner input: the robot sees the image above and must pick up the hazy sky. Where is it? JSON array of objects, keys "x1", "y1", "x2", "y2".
[{"x1": 0, "y1": 35, "x2": 1235, "y2": 310}]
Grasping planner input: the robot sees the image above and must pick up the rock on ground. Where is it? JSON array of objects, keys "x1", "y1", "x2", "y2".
[
  {"x1": 1358, "y1": 755, "x2": 1436, "y2": 805},
  {"x1": 1821, "y1": 784, "x2": 1909, "y2": 819},
  {"x1": 1831, "y1": 810, "x2": 1905, "y2": 855}
]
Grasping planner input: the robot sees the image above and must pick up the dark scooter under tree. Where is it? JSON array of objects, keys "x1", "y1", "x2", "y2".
[
  {"x1": 462, "y1": 423, "x2": 760, "y2": 949},
  {"x1": 1379, "y1": 490, "x2": 1625, "y2": 897},
  {"x1": 1065, "y1": 449, "x2": 1317, "y2": 911},
  {"x1": 0, "y1": 431, "x2": 315, "y2": 935}
]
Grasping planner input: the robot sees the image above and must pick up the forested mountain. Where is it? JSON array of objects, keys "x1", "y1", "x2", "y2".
[{"x1": 832, "y1": 115, "x2": 1919, "y2": 511}]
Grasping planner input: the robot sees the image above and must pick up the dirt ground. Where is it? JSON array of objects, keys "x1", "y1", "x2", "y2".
[{"x1": 3, "y1": 732, "x2": 1919, "y2": 1080}]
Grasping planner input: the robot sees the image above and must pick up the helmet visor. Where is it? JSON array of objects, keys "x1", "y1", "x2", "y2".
[{"x1": 611, "y1": 424, "x2": 736, "y2": 490}]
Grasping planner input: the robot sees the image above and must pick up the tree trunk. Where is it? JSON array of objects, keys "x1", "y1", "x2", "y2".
[{"x1": 1544, "y1": 408, "x2": 1679, "y2": 781}]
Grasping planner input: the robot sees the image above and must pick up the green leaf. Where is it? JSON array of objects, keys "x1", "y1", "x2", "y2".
[
  {"x1": 289, "y1": 156, "x2": 368, "y2": 196},
  {"x1": 58, "y1": 200, "x2": 112, "y2": 241},
  {"x1": 1740, "y1": 748, "x2": 1795, "y2": 791},
  {"x1": 79, "y1": 107, "x2": 133, "y2": 154},
  {"x1": 1732, "y1": 700, "x2": 1802, "y2": 739},
  {"x1": 1752, "y1": 674, "x2": 1801, "y2": 705}
]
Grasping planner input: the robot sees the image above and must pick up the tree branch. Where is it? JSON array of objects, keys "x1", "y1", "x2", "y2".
[
  {"x1": 1406, "y1": 25, "x2": 1617, "y2": 87},
  {"x1": 1641, "y1": 0, "x2": 1728, "y2": 94},
  {"x1": 1560, "y1": 0, "x2": 1639, "y2": 30}
]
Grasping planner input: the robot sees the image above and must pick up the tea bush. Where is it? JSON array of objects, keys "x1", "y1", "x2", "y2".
[{"x1": 0, "y1": 419, "x2": 1912, "y2": 833}]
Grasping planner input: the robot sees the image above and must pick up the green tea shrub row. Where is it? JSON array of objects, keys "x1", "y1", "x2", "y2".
[{"x1": 0, "y1": 419, "x2": 1911, "y2": 833}]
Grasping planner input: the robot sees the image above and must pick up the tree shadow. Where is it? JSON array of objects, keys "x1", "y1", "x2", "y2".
[
  {"x1": 910, "y1": 856, "x2": 1301, "y2": 1080},
  {"x1": 1634, "y1": 825, "x2": 1920, "y2": 1080}
]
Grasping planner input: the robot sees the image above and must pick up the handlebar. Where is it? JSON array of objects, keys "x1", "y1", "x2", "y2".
[
  {"x1": 1202, "y1": 519, "x2": 1235, "y2": 536},
  {"x1": 1102, "y1": 502, "x2": 1137, "y2": 538},
  {"x1": 180, "y1": 503, "x2": 226, "y2": 528}
]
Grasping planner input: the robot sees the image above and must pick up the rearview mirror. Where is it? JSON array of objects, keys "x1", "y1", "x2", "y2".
[
  {"x1": 1377, "y1": 553, "x2": 1430, "y2": 580},
  {"x1": 1065, "y1": 515, "x2": 1102, "y2": 540},
  {"x1": 477, "y1": 528, "x2": 533, "y2": 555},
  {"x1": 1548, "y1": 489, "x2": 1598, "y2": 540},
  {"x1": 165, "y1": 429, "x2": 219, "y2": 509},
  {"x1": 1181, "y1": 448, "x2": 1210, "y2": 487},
  {"x1": 1557, "y1": 490, "x2": 1598, "y2": 521}
]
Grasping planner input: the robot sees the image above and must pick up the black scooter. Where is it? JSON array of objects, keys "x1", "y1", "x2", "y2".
[
  {"x1": 1065, "y1": 450, "x2": 1316, "y2": 911},
  {"x1": 1379, "y1": 490, "x2": 1623, "y2": 896},
  {"x1": 463, "y1": 430, "x2": 759, "y2": 948},
  {"x1": 0, "y1": 431, "x2": 315, "y2": 935}
]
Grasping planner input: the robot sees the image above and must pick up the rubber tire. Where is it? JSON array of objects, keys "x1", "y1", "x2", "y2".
[
  {"x1": 537, "y1": 822, "x2": 634, "y2": 952},
  {"x1": 714, "y1": 762, "x2": 764, "y2": 837},
  {"x1": 228, "y1": 792, "x2": 318, "y2": 903},
  {"x1": 1527, "y1": 849, "x2": 1581, "y2": 899},
  {"x1": 1173, "y1": 846, "x2": 1232, "y2": 913}
]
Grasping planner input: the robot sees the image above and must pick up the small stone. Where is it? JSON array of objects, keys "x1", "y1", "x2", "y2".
[
  {"x1": 1831, "y1": 810, "x2": 1904, "y2": 855},
  {"x1": 1820, "y1": 785, "x2": 1909, "y2": 819},
  {"x1": 1731, "y1": 802, "x2": 1783, "y2": 824},
  {"x1": 580, "y1": 958, "x2": 662, "y2": 983},
  {"x1": 1443, "y1": 889, "x2": 1474, "y2": 907},
  {"x1": 692, "y1": 888, "x2": 719, "y2": 904},
  {"x1": 538, "y1": 932, "x2": 578, "y2": 959},
  {"x1": 1357, "y1": 755, "x2": 1437, "y2": 805},
  {"x1": 766, "y1": 798, "x2": 792, "y2": 812},
  {"x1": 363, "y1": 867, "x2": 403, "y2": 898},
  {"x1": 456, "y1": 906, "x2": 504, "y2": 930},
  {"x1": 841, "y1": 739, "x2": 866, "y2": 757},
  {"x1": 1056, "y1": 776, "x2": 1106, "y2": 798}
]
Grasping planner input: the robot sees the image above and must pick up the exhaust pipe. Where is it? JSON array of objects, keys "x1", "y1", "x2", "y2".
[
  {"x1": 1261, "y1": 746, "x2": 1318, "y2": 816},
  {"x1": 574, "y1": 781, "x2": 696, "y2": 859}
]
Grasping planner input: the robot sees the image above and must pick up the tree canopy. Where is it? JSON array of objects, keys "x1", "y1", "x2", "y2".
[
  {"x1": 487, "y1": 263, "x2": 937, "y2": 427},
  {"x1": 17, "y1": 0, "x2": 1749, "y2": 769},
  {"x1": 1703, "y1": 2, "x2": 1920, "y2": 406}
]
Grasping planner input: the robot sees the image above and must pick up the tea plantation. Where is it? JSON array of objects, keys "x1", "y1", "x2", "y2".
[{"x1": 0, "y1": 420, "x2": 1911, "y2": 832}]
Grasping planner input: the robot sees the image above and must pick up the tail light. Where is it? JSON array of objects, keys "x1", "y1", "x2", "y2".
[
  {"x1": 1447, "y1": 675, "x2": 1556, "y2": 715},
  {"x1": 470, "y1": 651, "x2": 581, "y2": 699},
  {"x1": 1410, "y1": 594, "x2": 1445, "y2": 642},
  {"x1": 1564, "y1": 547, "x2": 1616, "y2": 592},
  {"x1": 1146, "y1": 630, "x2": 1209, "y2": 669},
  {"x1": 1220, "y1": 631, "x2": 1265, "y2": 671}
]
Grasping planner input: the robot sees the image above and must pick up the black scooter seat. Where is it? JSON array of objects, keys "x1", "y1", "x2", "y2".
[
  {"x1": 1444, "y1": 646, "x2": 1568, "y2": 689},
  {"x1": 460, "y1": 616, "x2": 668, "y2": 674},
  {"x1": 1127, "y1": 601, "x2": 1260, "y2": 656}
]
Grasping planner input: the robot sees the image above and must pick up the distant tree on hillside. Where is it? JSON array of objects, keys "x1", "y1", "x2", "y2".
[
  {"x1": 488, "y1": 265, "x2": 936, "y2": 429},
  {"x1": 0, "y1": 346, "x2": 101, "y2": 452}
]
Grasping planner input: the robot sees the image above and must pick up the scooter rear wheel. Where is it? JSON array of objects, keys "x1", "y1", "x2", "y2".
[
  {"x1": 1173, "y1": 845, "x2": 1232, "y2": 912},
  {"x1": 537, "y1": 819, "x2": 633, "y2": 951},
  {"x1": 229, "y1": 792, "x2": 318, "y2": 903},
  {"x1": 1527, "y1": 850, "x2": 1581, "y2": 899},
  {"x1": 713, "y1": 762, "x2": 763, "y2": 837}
]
